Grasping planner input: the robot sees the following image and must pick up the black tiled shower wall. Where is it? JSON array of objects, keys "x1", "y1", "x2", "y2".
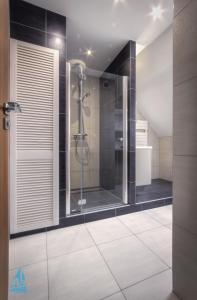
[
  {"x1": 9, "y1": 0, "x2": 67, "y2": 219},
  {"x1": 105, "y1": 41, "x2": 136, "y2": 204}
]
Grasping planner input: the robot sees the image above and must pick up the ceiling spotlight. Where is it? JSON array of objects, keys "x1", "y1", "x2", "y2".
[
  {"x1": 149, "y1": 4, "x2": 165, "y2": 21},
  {"x1": 85, "y1": 48, "x2": 94, "y2": 57},
  {"x1": 55, "y1": 37, "x2": 62, "y2": 46}
]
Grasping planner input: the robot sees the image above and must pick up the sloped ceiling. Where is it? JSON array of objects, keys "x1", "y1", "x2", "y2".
[{"x1": 136, "y1": 27, "x2": 173, "y2": 137}]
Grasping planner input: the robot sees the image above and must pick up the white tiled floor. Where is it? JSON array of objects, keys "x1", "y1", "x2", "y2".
[{"x1": 9, "y1": 205, "x2": 179, "y2": 300}]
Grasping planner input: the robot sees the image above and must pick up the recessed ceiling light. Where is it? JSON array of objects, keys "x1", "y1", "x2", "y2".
[
  {"x1": 149, "y1": 4, "x2": 165, "y2": 21},
  {"x1": 54, "y1": 37, "x2": 63, "y2": 49},
  {"x1": 85, "y1": 48, "x2": 94, "y2": 57},
  {"x1": 55, "y1": 37, "x2": 61, "y2": 46}
]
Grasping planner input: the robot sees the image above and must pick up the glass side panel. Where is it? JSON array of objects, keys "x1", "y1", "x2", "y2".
[{"x1": 69, "y1": 65, "x2": 127, "y2": 215}]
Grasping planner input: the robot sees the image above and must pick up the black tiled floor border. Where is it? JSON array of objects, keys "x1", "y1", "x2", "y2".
[{"x1": 10, "y1": 197, "x2": 173, "y2": 239}]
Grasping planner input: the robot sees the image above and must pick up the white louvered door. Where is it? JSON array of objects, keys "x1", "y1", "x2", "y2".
[{"x1": 10, "y1": 39, "x2": 59, "y2": 233}]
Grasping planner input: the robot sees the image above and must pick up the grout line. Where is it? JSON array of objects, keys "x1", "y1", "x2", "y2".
[
  {"x1": 174, "y1": 0, "x2": 193, "y2": 18},
  {"x1": 100, "y1": 268, "x2": 172, "y2": 300},
  {"x1": 174, "y1": 74, "x2": 197, "y2": 89},
  {"x1": 143, "y1": 209, "x2": 172, "y2": 227},
  {"x1": 121, "y1": 268, "x2": 171, "y2": 293},
  {"x1": 85, "y1": 225, "x2": 123, "y2": 294},
  {"x1": 86, "y1": 222, "x2": 170, "y2": 299},
  {"x1": 10, "y1": 20, "x2": 67, "y2": 39},
  {"x1": 136, "y1": 232, "x2": 171, "y2": 269},
  {"x1": 9, "y1": 259, "x2": 48, "y2": 272},
  {"x1": 118, "y1": 217, "x2": 171, "y2": 268},
  {"x1": 100, "y1": 291, "x2": 126, "y2": 300},
  {"x1": 10, "y1": 208, "x2": 173, "y2": 299},
  {"x1": 84, "y1": 228, "x2": 133, "y2": 247},
  {"x1": 116, "y1": 213, "x2": 164, "y2": 235},
  {"x1": 174, "y1": 153, "x2": 197, "y2": 158}
]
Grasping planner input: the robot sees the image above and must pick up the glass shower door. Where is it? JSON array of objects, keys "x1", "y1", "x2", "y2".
[{"x1": 67, "y1": 63, "x2": 128, "y2": 215}]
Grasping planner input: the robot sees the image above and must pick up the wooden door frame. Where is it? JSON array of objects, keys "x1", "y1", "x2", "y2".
[{"x1": 0, "y1": 0, "x2": 9, "y2": 299}]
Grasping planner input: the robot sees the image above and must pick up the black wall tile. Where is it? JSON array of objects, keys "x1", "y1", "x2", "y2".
[
  {"x1": 46, "y1": 33, "x2": 66, "y2": 57},
  {"x1": 128, "y1": 119, "x2": 136, "y2": 151},
  {"x1": 59, "y1": 76, "x2": 66, "y2": 113},
  {"x1": 10, "y1": 22, "x2": 46, "y2": 47},
  {"x1": 59, "y1": 190, "x2": 66, "y2": 218},
  {"x1": 129, "y1": 59, "x2": 136, "y2": 90},
  {"x1": 10, "y1": 0, "x2": 46, "y2": 31},
  {"x1": 59, "y1": 152, "x2": 66, "y2": 190},
  {"x1": 59, "y1": 55, "x2": 66, "y2": 76},
  {"x1": 128, "y1": 151, "x2": 136, "y2": 182},
  {"x1": 84, "y1": 209, "x2": 116, "y2": 223},
  {"x1": 116, "y1": 204, "x2": 140, "y2": 216},
  {"x1": 118, "y1": 58, "x2": 130, "y2": 77},
  {"x1": 128, "y1": 181, "x2": 135, "y2": 204},
  {"x1": 106, "y1": 42, "x2": 131, "y2": 73},
  {"x1": 59, "y1": 114, "x2": 66, "y2": 151},
  {"x1": 129, "y1": 40, "x2": 136, "y2": 59},
  {"x1": 59, "y1": 214, "x2": 85, "y2": 227},
  {"x1": 47, "y1": 10, "x2": 66, "y2": 37},
  {"x1": 128, "y1": 88, "x2": 136, "y2": 121}
]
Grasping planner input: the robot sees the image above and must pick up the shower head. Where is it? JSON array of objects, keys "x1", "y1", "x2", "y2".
[
  {"x1": 69, "y1": 59, "x2": 87, "y2": 81},
  {"x1": 69, "y1": 59, "x2": 86, "y2": 70}
]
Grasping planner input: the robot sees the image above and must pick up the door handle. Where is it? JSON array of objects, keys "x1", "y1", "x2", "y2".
[
  {"x1": 3, "y1": 102, "x2": 22, "y2": 115},
  {"x1": 1, "y1": 102, "x2": 22, "y2": 130}
]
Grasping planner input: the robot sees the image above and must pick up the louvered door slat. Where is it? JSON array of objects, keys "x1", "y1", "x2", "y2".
[{"x1": 10, "y1": 39, "x2": 59, "y2": 233}]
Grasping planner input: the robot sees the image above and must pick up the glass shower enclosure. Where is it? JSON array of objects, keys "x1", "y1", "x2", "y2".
[{"x1": 66, "y1": 62, "x2": 128, "y2": 215}]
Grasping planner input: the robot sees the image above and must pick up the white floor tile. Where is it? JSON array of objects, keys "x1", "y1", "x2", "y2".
[
  {"x1": 99, "y1": 236, "x2": 168, "y2": 289},
  {"x1": 146, "y1": 205, "x2": 172, "y2": 225},
  {"x1": 9, "y1": 261, "x2": 48, "y2": 300},
  {"x1": 48, "y1": 246, "x2": 119, "y2": 300},
  {"x1": 9, "y1": 233, "x2": 47, "y2": 269},
  {"x1": 123, "y1": 270, "x2": 179, "y2": 300},
  {"x1": 118, "y1": 211, "x2": 161, "y2": 234},
  {"x1": 86, "y1": 217, "x2": 131, "y2": 245},
  {"x1": 47, "y1": 225, "x2": 94, "y2": 258},
  {"x1": 137, "y1": 226, "x2": 172, "y2": 267},
  {"x1": 105, "y1": 292, "x2": 125, "y2": 300}
]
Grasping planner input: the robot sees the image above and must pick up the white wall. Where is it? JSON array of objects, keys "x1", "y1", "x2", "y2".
[
  {"x1": 159, "y1": 137, "x2": 173, "y2": 181},
  {"x1": 136, "y1": 109, "x2": 159, "y2": 179},
  {"x1": 136, "y1": 27, "x2": 173, "y2": 137}
]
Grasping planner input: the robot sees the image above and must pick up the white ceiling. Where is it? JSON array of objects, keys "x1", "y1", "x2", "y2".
[{"x1": 26, "y1": 0, "x2": 173, "y2": 70}]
